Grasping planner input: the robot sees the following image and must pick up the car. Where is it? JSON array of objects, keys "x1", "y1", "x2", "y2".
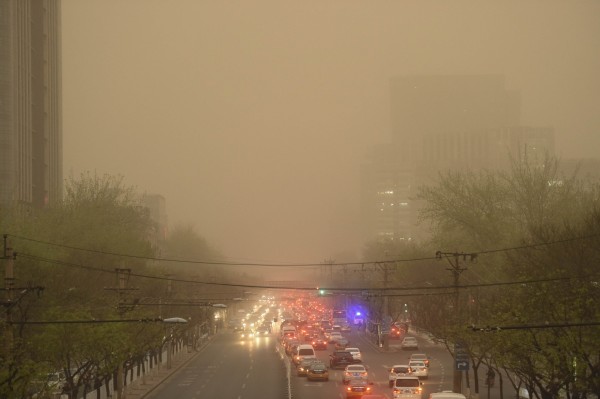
[
  {"x1": 429, "y1": 392, "x2": 467, "y2": 399},
  {"x1": 393, "y1": 376, "x2": 423, "y2": 399},
  {"x1": 46, "y1": 371, "x2": 66, "y2": 393},
  {"x1": 401, "y1": 336, "x2": 419, "y2": 350},
  {"x1": 330, "y1": 350, "x2": 355, "y2": 369},
  {"x1": 311, "y1": 337, "x2": 328, "y2": 350},
  {"x1": 329, "y1": 331, "x2": 344, "y2": 343},
  {"x1": 340, "y1": 323, "x2": 352, "y2": 332},
  {"x1": 286, "y1": 340, "x2": 301, "y2": 357},
  {"x1": 297, "y1": 358, "x2": 318, "y2": 376},
  {"x1": 342, "y1": 364, "x2": 368, "y2": 384},
  {"x1": 255, "y1": 326, "x2": 270, "y2": 336},
  {"x1": 389, "y1": 364, "x2": 413, "y2": 387},
  {"x1": 390, "y1": 323, "x2": 405, "y2": 339},
  {"x1": 293, "y1": 344, "x2": 316, "y2": 365},
  {"x1": 409, "y1": 353, "x2": 430, "y2": 368},
  {"x1": 408, "y1": 360, "x2": 428, "y2": 379},
  {"x1": 335, "y1": 337, "x2": 350, "y2": 350},
  {"x1": 239, "y1": 328, "x2": 254, "y2": 339},
  {"x1": 346, "y1": 347, "x2": 362, "y2": 362},
  {"x1": 306, "y1": 361, "x2": 329, "y2": 381},
  {"x1": 345, "y1": 379, "x2": 374, "y2": 398}
]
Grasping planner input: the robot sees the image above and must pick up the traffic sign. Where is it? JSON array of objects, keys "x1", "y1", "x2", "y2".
[
  {"x1": 456, "y1": 360, "x2": 469, "y2": 371},
  {"x1": 454, "y1": 341, "x2": 468, "y2": 360}
]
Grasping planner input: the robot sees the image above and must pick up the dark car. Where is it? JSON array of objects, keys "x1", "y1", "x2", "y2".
[
  {"x1": 345, "y1": 379, "x2": 373, "y2": 398},
  {"x1": 312, "y1": 338, "x2": 328, "y2": 350},
  {"x1": 329, "y1": 350, "x2": 355, "y2": 369},
  {"x1": 297, "y1": 358, "x2": 318, "y2": 377}
]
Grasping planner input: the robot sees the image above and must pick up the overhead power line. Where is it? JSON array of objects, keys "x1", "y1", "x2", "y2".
[
  {"x1": 17, "y1": 252, "x2": 600, "y2": 293},
  {"x1": 8, "y1": 232, "x2": 600, "y2": 268}
]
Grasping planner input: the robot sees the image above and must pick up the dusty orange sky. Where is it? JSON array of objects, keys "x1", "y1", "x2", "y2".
[{"x1": 61, "y1": 0, "x2": 600, "y2": 265}]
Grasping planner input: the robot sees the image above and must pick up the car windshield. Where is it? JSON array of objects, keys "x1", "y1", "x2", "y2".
[
  {"x1": 347, "y1": 365, "x2": 365, "y2": 371},
  {"x1": 396, "y1": 379, "x2": 420, "y2": 388},
  {"x1": 393, "y1": 367, "x2": 410, "y2": 373}
]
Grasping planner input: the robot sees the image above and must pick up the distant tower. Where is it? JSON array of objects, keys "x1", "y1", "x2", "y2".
[
  {"x1": 0, "y1": 1, "x2": 63, "y2": 209},
  {"x1": 360, "y1": 75, "x2": 554, "y2": 243}
]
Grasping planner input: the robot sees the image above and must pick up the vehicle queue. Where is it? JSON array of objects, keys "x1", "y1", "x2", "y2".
[
  {"x1": 269, "y1": 302, "x2": 445, "y2": 399},
  {"x1": 229, "y1": 297, "x2": 462, "y2": 399}
]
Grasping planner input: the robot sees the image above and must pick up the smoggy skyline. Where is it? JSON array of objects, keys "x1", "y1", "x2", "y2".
[{"x1": 61, "y1": 1, "x2": 600, "y2": 264}]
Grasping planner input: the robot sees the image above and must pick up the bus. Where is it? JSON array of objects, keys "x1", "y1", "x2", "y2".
[{"x1": 332, "y1": 309, "x2": 347, "y2": 326}]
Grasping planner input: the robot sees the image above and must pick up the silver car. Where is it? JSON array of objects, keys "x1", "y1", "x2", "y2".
[
  {"x1": 401, "y1": 336, "x2": 419, "y2": 350},
  {"x1": 408, "y1": 360, "x2": 428, "y2": 379}
]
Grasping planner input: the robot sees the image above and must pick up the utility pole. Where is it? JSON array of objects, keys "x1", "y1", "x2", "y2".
[
  {"x1": 375, "y1": 253, "x2": 393, "y2": 351},
  {"x1": 436, "y1": 251, "x2": 476, "y2": 394},
  {"x1": 3, "y1": 235, "x2": 15, "y2": 389},
  {"x1": 2, "y1": 235, "x2": 44, "y2": 391},
  {"x1": 105, "y1": 267, "x2": 138, "y2": 399}
]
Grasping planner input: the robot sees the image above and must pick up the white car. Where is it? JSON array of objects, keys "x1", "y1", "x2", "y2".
[
  {"x1": 329, "y1": 331, "x2": 344, "y2": 343},
  {"x1": 342, "y1": 364, "x2": 368, "y2": 384},
  {"x1": 409, "y1": 353, "x2": 430, "y2": 367},
  {"x1": 401, "y1": 336, "x2": 419, "y2": 350},
  {"x1": 408, "y1": 360, "x2": 429, "y2": 379},
  {"x1": 429, "y1": 393, "x2": 466, "y2": 399},
  {"x1": 393, "y1": 376, "x2": 423, "y2": 399},
  {"x1": 389, "y1": 364, "x2": 413, "y2": 387},
  {"x1": 346, "y1": 347, "x2": 362, "y2": 362}
]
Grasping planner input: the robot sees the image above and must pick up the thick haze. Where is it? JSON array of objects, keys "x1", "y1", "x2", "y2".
[{"x1": 61, "y1": 1, "x2": 600, "y2": 265}]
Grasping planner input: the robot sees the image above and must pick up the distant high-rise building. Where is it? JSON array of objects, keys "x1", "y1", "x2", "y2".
[
  {"x1": 360, "y1": 75, "x2": 554, "y2": 243},
  {"x1": 0, "y1": 1, "x2": 63, "y2": 209}
]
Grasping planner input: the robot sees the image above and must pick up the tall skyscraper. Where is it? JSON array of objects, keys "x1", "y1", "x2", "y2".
[
  {"x1": 360, "y1": 75, "x2": 554, "y2": 243},
  {"x1": 0, "y1": 1, "x2": 63, "y2": 210}
]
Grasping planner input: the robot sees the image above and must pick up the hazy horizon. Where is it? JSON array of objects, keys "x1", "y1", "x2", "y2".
[{"x1": 61, "y1": 0, "x2": 600, "y2": 265}]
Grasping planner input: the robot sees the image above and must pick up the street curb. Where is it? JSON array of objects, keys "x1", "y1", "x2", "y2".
[{"x1": 124, "y1": 336, "x2": 213, "y2": 398}]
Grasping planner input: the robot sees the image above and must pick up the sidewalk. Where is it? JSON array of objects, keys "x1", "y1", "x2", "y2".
[{"x1": 123, "y1": 346, "x2": 202, "y2": 398}]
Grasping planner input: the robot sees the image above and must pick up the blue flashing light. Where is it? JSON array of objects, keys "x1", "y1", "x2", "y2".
[{"x1": 356, "y1": 311, "x2": 361, "y2": 316}]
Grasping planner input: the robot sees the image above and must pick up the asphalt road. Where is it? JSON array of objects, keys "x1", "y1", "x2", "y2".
[
  {"x1": 145, "y1": 332, "x2": 287, "y2": 399},
  {"x1": 140, "y1": 326, "x2": 513, "y2": 399}
]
